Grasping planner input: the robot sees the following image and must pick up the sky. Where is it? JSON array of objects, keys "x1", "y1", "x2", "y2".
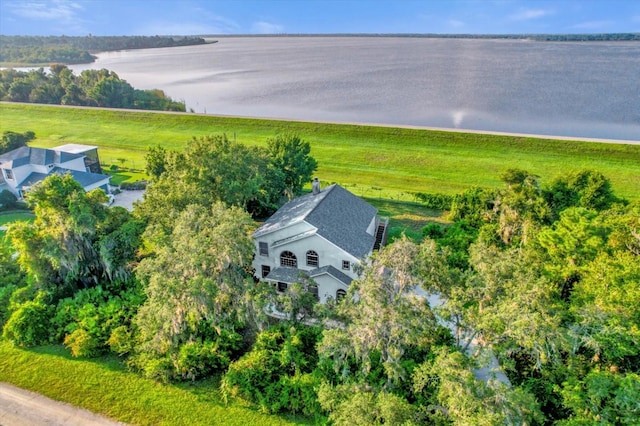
[{"x1": 1, "y1": 0, "x2": 639, "y2": 36}]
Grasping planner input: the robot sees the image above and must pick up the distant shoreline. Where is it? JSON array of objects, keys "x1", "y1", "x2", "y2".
[{"x1": 206, "y1": 33, "x2": 640, "y2": 42}]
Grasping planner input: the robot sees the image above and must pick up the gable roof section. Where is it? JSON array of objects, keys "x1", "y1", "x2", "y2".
[
  {"x1": 265, "y1": 265, "x2": 353, "y2": 287},
  {"x1": 18, "y1": 168, "x2": 110, "y2": 190},
  {"x1": 309, "y1": 265, "x2": 353, "y2": 286},
  {"x1": 0, "y1": 147, "x2": 83, "y2": 168},
  {"x1": 254, "y1": 184, "x2": 377, "y2": 259}
]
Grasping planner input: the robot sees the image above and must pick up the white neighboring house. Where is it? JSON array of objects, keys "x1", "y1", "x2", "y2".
[
  {"x1": 0, "y1": 144, "x2": 111, "y2": 199},
  {"x1": 252, "y1": 182, "x2": 388, "y2": 304}
]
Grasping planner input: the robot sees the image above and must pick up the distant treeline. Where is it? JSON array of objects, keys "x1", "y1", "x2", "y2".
[
  {"x1": 0, "y1": 35, "x2": 207, "y2": 65},
  {"x1": 216, "y1": 33, "x2": 640, "y2": 41},
  {"x1": 0, "y1": 65, "x2": 185, "y2": 111}
]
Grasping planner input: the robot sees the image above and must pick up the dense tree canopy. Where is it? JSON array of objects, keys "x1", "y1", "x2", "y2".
[
  {"x1": 1, "y1": 164, "x2": 638, "y2": 424},
  {"x1": 1, "y1": 130, "x2": 35, "y2": 154},
  {"x1": 7, "y1": 174, "x2": 143, "y2": 296},
  {"x1": 137, "y1": 133, "x2": 316, "y2": 234},
  {"x1": 0, "y1": 35, "x2": 206, "y2": 65},
  {"x1": 0, "y1": 66, "x2": 185, "y2": 111}
]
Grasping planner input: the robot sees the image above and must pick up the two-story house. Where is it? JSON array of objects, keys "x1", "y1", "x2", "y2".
[
  {"x1": 0, "y1": 144, "x2": 110, "y2": 199},
  {"x1": 252, "y1": 182, "x2": 388, "y2": 303}
]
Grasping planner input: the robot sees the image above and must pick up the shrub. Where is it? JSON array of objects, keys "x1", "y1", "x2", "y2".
[
  {"x1": 2, "y1": 294, "x2": 53, "y2": 346},
  {"x1": 53, "y1": 284, "x2": 144, "y2": 357},
  {"x1": 64, "y1": 328, "x2": 100, "y2": 357},
  {"x1": 413, "y1": 192, "x2": 454, "y2": 210},
  {"x1": 130, "y1": 327, "x2": 243, "y2": 382},
  {"x1": 221, "y1": 324, "x2": 323, "y2": 415},
  {"x1": 107, "y1": 325, "x2": 133, "y2": 356},
  {"x1": 174, "y1": 332, "x2": 241, "y2": 380},
  {"x1": 0, "y1": 190, "x2": 18, "y2": 210},
  {"x1": 120, "y1": 180, "x2": 148, "y2": 190}
]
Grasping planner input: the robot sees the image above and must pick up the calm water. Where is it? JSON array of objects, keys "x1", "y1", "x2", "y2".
[{"x1": 71, "y1": 37, "x2": 640, "y2": 141}]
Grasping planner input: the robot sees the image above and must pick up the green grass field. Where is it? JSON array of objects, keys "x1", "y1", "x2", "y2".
[
  {"x1": 0, "y1": 210, "x2": 34, "y2": 227},
  {"x1": 0, "y1": 342, "x2": 315, "y2": 425},
  {"x1": 2, "y1": 103, "x2": 639, "y2": 201}
]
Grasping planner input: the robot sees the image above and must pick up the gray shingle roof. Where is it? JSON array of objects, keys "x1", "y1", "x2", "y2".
[
  {"x1": 0, "y1": 147, "x2": 83, "y2": 168},
  {"x1": 254, "y1": 184, "x2": 377, "y2": 258},
  {"x1": 18, "y1": 168, "x2": 110, "y2": 190},
  {"x1": 265, "y1": 267, "x2": 303, "y2": 283},
  {"x1": 265, "y1": 265, "x2": 352, "y2": 287},
  {"x1": 309, "y1": 265, "x2": 353, "y2": 286}
]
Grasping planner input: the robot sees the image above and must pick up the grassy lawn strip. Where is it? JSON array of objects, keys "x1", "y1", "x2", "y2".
[
  {"x1": 2, "y1": 103, "x2": 639, "y2": 202},
  {"x1": 0, "y1": 342, "x2": 313, "y2": 426},
  {"x1": 0, "y1": 210, "x2": 35, "y2": 227}
]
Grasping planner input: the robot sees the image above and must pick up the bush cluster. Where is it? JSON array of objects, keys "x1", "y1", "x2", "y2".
[
  {"x1": 413, "y1": 192, "x2": 454, "y2": 210},
  {"x1": 120, "y1": 180, "x2": 148, "y2": 190}
]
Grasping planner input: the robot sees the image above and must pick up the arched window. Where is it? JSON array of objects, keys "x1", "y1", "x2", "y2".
[
  {"x1": 336, "y1": 289, "x2": 347, "y2": 301},
  {"x1": 306, "y1": 250, "x2": 319, "y2": 267},
  {"x1": 280, "y1": 251, "x2": 297, "y2": 268}
]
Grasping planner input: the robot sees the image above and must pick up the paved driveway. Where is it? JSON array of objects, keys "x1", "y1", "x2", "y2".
[{"x1": 111, "y1": 190, "x2": 145, "y2": 211}]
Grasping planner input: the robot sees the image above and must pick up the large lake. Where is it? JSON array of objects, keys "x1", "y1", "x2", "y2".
[{"x1": 71, "y1": 37, "x2": 640, "y2": 141}]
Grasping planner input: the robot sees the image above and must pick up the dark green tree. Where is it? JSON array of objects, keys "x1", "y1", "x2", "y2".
[
  {"x1": 132, "y1": 203, "x2": 256, "y2": 380},
  {"x1": 266, "y1": 133, "x2": 317, "y2": 199},
  {"x1": 1, "y1": 130, "x2": 35, "y2": 154},
  {"x1": 144, "y1": 145, "x2": 168, "y2": 180},
  {"x1": 545, "y1": 170, "x2": 621, "y2": 218}
]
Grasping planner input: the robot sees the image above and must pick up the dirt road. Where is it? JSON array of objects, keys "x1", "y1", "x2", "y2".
[{"x1": 0, "y1": 383, "x2": 125, "y2": 426}]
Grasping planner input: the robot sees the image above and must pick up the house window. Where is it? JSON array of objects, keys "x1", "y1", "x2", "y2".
[
  {"x1": 4, "y1": 169, "x2": 13, "y2": 180},
  {"x1": 342, "y1": 260, "x2": 350, "y2": 270},
  {"x1": 277, "y1": 282, "x2": 288, "y2": 292},
  {"x1": 306, "y1": 250, "x2": 319, "y2": 267},
  {"x1": 280, "y1": 251, "x2": 297, "y2": 268},
  {"x1": 259, "y1": 242, "x2": 269, "y2": 256},
  {"x1": 336, "y1": 289, "x2": 347, "y2": 300},
  {"x1": 261, "y1": 265, "x2": 271, "y2": 278}
]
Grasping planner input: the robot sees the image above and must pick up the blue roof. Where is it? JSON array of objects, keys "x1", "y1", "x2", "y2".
[{"x1": 254, "y1": 184, "x2": 377, "y2": 258}]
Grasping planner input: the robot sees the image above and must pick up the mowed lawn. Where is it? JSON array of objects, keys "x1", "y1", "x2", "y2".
[
  {"x1": 2, "y1": 103, "x2": 639, "y2": 201},
  {"x1": 0, "y1": 210, "x2": 34, "y2": 227}
]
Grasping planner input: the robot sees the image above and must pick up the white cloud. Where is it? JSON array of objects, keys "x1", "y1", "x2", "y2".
[
  {"x1": 135, "y1": 22, "x2": 225, "y2": 36},
  {"x1": 510, "y1": 8, "x2": 553, "y2": 21},
  {"x1": 570, "y1": 20, "x2": 614, "y2": 30},
  {"x1": 7, "y1": 0, "x2": 82, "y2": 22},
  {"x1": 135, "y1": 10, "x2": 241, "y2": 36},
  {"x1": 252, "y1": 21, "x2": 284, "y2": 34},
  {"x1": 448, "y1": 19, "x2": 465, "y2": 29}
]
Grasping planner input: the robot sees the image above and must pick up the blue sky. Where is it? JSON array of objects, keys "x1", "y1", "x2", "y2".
[{"x1": 1, "y1": 0, "x2": 639, "y2": 36}]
